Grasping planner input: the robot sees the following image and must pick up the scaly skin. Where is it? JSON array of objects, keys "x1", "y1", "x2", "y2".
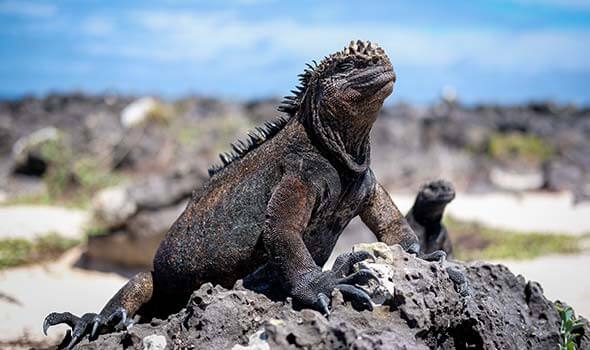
[{"x1": 44, "y1": 41, "x2": 465, "y2": 349}]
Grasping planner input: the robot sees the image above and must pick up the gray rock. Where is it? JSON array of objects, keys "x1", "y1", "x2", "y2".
[
  {"x1": 92, "y1": 185, "x2": 137, "y2": 228},
  {"x1": 128, "y1": 171, "x2": 206, "y2": 210},
  {"x1": 11, "y1": 127, "x2": 62, "y2": 176},
  {"x1": 120, "y1": 98, "x2": 158, "y2": 128},
  {"x1": 70, "y1": 243, "x2": 590, "y2": 350}
]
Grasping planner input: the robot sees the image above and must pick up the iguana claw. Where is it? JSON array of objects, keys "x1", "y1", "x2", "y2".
[
  {"x1": 43, "y1": 307, "x2": 132, "y2": 349},
  {"x1": 317, "y1": 293, "x2": 331, "y2": 317},
  {"x1": 43, "y1": 312, "x2": 79, "y2": 336},
  {"x1": 335, "y1": 284, "x2": 373, "y2": 311}
]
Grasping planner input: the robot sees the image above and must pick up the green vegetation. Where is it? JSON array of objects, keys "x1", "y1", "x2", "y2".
[
  {"x1": 446, "y1": 217, "x2": 582, "y2": 261},
  {"x1": 4, "y1": 143, "x2": 126, "y2": 208},
  {"x1": 85, "y1": 224, "x2": 109, "y2": 238},
  {"x1": 175, "y1": 115, "x2": 255, "y2": 153},
  {"x1": 557, "y1": 303, "x2": 585, "y2": 350},
  {"x1": 67, "y1": 157, "x2": 126, "y2": 207},
  {"x1": 0, "y1": 233, "x2": 80, "y2": 269},
  {"x1": 488, "y1": 132, "x2": 554, "y2": 165},
  {"x1": 146, "y1": 101, "x2": 177, "y2": 125}
]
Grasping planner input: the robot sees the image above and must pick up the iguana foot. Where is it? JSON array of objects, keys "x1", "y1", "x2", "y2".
[
  {"x1": 293, "y1": 269, "x2": 377, "y2": 315},
  {"x1": 406, "y1": 247, "x2": 469, "y2": 296},
  {"x1": 446, "y1": 266, "x2": 470, "y2": 297},
  {"x1": 292, "y1": 254, "x2": 379, "y2": 316},
  {"x1": 43, "y1": 272, "x2": 152, "y2": 349},
  {"x1": 44, "y1": 307, "x2": 132, "y2": 349}
]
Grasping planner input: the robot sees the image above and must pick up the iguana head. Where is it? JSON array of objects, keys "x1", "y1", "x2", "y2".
[
  {"x1": 280, "y1": 40, "x2": 395, "y2": 119},
  {"x1": 280, "y1": 40, "x2": 396, "y2": 172},
  {"x1": 413, "y1": 180, "x2": 456, "y2": 222},
  {"x1": 210, "y1": 40, "x2": 394, "y2": 177}
]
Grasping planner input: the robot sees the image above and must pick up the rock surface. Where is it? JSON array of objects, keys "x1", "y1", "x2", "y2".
[{"x1": 51, "y1": 244, "x2": 589, "y2": 350}]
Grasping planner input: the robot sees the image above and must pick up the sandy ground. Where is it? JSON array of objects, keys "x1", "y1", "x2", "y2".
[
  {"x1": 0, "y1": 248, "x2": 127, "y2": 345},
  {"x1": 495, "y1": 254, "x2": 590, "y2": 318},
  {"x1": 0, "y1": 205, "x2": 89, "y2": 240},
  {"x1": 389, "y1": 190, "x2": 590, "y2": 235}
]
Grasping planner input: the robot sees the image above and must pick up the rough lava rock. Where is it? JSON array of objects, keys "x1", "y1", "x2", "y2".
[{"x1": 53, "y1": 243, "x2": 589, "y2": 350}]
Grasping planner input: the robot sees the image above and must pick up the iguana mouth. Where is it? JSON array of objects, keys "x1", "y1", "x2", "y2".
[
  {"x1": 350, "y1": 67, "x2": 396, "y2": 95},
  {"x1": 419, "y1": 190, "x2": 456, "y2": 205}
]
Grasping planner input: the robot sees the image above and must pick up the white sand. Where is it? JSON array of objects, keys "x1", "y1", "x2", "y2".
[
  {"x1": 0, "y1": 248, "x2": 127, "y2": 343},
  {"x1": 0, "y1": 205, "x2": 89, "y2": 240},
  {"x1": 389, "y1": 190, "x2": 590, "y2": 235},
  {"x1": 494, "y1": 254, "x2": 590, "y2": 318}
]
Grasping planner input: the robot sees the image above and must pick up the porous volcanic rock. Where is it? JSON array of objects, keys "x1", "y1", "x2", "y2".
[{"x1": 51, "y1": 243, "x2": 589, "y2": 350}]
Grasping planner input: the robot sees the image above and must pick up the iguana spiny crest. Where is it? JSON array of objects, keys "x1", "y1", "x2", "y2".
[{"x1": 209, "y1": 40, "x2": 394, "y2": 176}]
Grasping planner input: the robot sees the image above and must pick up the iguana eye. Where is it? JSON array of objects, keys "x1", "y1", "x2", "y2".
[
  {"x1": 355, "y1": 60, "x2": 368, "y2": 69},
  {"x1": 336, "y1": 61, "x2": 354, "y2": 72}
]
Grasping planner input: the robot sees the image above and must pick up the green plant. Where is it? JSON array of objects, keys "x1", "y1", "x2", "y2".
[
  {"x1": 85, "y1": 225, "x2": 109, "y2": 238},
  {"x1": 147, "y1": 101, "x2": 176, "y2": 125},
  {"x1": 446, "y1": 217, "x2": 581, "y2": 261},
  {"x1": 0, "y1": 233, "x2": 80, "y2": 269},
  {"x1": 0, "y1": 238, "x2": 32, "y2": 269},
  {"x1": 39, "y1": 134, "x2": 75, "y2": 197},
  {"x1": 488, "y1": 132, "x2": 554, "y2": 165},
  {"x1": 557, "y1": 303, "x2": 585, "y2": 350}
]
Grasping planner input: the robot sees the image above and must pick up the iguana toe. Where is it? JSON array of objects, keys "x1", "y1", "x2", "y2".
[
  {"x1": 406, "y1": 242, "x2": 420, "y2": 255},
  {"x1": 419, "y1": 249, "x2": 447, "y2": 263},
  {"x1": 446, "y1": 267, "x2": 471, "y2": 297},
  {"x1": 332, "y1": 251, "x2": 375, "y2": 277},
  {"x1": 66, "y1": 313, "x2": 95, "y2": 349},
  {"x1": 338, "y1": 269, "x2": 379, "y2": 286},
  {"x1": 316, "y1": 293, "x2": 331, "y2": 317},
  {"x1": 335, "y1": 284, "x2": 373, "y2": 311},
  {"x1": 106, "y1": 307, "x2": 130, "y2": 330},
  {"x1": 43, "y1": 312, "x2": 80, "y2": 336}
]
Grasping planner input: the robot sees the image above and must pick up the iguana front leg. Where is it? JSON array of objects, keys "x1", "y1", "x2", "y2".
[
  {"x1": 360, "y1": 181, "x2": 447, "y2": 262},
  {"x1": 360, "y1": 182, "x2": 421, "y2": 253},
  {"x1": 263, "y1": 175, "x2": 378, "y2": 314}
]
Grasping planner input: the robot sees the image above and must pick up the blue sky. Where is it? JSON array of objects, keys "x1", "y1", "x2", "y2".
[{"x1": 1, "y1": 0, "x2": 589, "y2": 105}]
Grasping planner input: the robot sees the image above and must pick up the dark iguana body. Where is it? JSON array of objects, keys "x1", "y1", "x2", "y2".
[
  {"x1": 44, "y1": 41, "x2": 461, "y2": 348},
  {"x1": 406, "y1": 179, "x2": 455, "y2": 256}
]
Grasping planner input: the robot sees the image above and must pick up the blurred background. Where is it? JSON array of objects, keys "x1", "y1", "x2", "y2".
[{"x1": 0, "y1": 1, "x2": 589, "y2": 348}]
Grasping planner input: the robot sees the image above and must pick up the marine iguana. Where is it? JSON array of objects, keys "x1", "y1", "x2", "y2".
[
  {"x1": 43, "y1": 40, "x2": 465, "y2": 349},
  {"x1": 406, "y1": 179, "x2": 455, "y2": 256}
]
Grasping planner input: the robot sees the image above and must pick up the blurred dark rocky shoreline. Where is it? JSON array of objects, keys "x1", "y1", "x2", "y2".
[
  {"x1": 1, "y1": 93, "x2": 588, "y2": 202},
  {"x1": 2, "y1": 93, "x2": 589, "y2": 268}
]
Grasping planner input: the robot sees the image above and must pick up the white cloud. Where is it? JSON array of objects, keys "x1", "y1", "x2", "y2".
[
  {"x1": 79, "y1": 11, "x2": 590, "y2": 74},
  {"x1": 82, "y1": 17, "x2": 114, "y2": 36},
  {"x1": 0, "y1": 0, "x2": 56, "y2": 18}
]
